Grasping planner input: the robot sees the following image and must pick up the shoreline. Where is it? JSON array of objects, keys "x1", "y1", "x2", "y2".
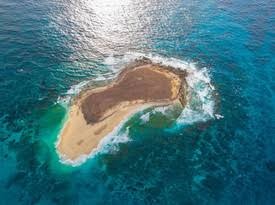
[
  {"x1": 55, "y1": 100, "x2": 179, "y2": 166},
  {"x1": 56, "y1": 59, "x2": 188, "y2": 163}
]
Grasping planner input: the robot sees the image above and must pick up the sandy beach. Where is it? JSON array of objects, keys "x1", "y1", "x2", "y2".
[{"x1": 57, "y1": 61, "x2": 187, "y2": 161}]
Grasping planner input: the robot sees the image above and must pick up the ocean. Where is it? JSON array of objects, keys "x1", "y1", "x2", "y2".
[{"x1": 0, "y1": 0, "x2": 274, "y2": 204}]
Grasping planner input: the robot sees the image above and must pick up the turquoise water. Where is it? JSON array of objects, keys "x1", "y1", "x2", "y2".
[{"x1": 0, "y1": 0, "x2": 274, "y2": 204}]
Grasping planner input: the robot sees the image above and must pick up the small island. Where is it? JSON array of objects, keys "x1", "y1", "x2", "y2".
[{"x1": 57, "y1": 58, "x2": 188, "y2": 161}]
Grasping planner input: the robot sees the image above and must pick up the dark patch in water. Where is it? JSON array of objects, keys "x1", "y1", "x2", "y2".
[{"x1": 266, "y1": 160, "x2": 275, "y2": 172}]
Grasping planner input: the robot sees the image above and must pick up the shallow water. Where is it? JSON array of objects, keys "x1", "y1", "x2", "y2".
[{"x1": 0, "y1": 0, "x2": 275, "y2": 204}]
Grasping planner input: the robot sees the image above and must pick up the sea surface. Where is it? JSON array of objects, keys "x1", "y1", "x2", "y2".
[{"x1": 0, "y1": 0, "x2": 274, "y2": 204}]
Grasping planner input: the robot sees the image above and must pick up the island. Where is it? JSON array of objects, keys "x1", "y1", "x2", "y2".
[{"x1": 57, "y1": 58, "x2": 188, "y2": 161}]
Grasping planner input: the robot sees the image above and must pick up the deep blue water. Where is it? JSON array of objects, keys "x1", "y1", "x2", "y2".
[{"x1": 0, "y1": 0, "x2": 275, "y2": 204}]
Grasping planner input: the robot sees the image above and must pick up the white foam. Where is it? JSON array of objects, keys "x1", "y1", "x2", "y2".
[
  {"x1": 104, "y1": 54, "x2": 116, "y2": 66},
  {"x1": 179, "y1": 65, "x2": 215, "y2": 124},
  {"x1": 93, "y1": 75, "x2": 107, "y2": 81},
  {"x1": 56, "y1": 117, "x2": 131, "y2": 167},
  {"x1": 103, "y1": 53, "x2": 136, "y2": 74},
  {"x1": 66, "y1": 80, "x2": 89, "y2": 95},
  {"x1": 97, "y1": 126, "x2": 131, "y2": 154},
  {"x1": 121, "y1": 52, "x2": 216, "y2": 125},
  {"x1": 152, "y1": 106, "x2": 171, "y2": 115},
  {"x1": 140, "y1": 112, "x2": 150, "y2": 123},
  {"x1": 57, "y1": 80, "x2": 89, "y2": 106},
  {"x1": 215, "y1": 114, "x2": 224, "y2": 119}
]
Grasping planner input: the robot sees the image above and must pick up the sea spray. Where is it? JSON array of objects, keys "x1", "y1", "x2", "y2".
[
  {"x1": 56, "y1": 121, "x2": 130, "y2": 167},
  {"x1": 122, "y1": 52, "x2": 217, "y2": 124},
  {"x1": 140, "y1": 112, "x2": 150, "y2": 124},
  {"x1": 57, "y1": 80, "x2": 90, "y2": 106}
]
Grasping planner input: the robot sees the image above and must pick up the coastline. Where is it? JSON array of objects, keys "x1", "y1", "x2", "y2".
[
  {"x1": 55, "y1": 100, "x2": 180, "y2": 166},
  {"x1": 56, "y1": 59, "x2": 188, "y2": 164}
]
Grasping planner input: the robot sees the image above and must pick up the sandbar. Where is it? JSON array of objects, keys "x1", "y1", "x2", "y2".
[{"x1": 57, "y1": 59, "x2": 187, "y2": 161}]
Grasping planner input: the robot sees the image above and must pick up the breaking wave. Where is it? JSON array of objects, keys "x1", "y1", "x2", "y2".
[
  {"x1": 56, "y1": 80, "x2": 90, "y2": 106},
  {"x1": 129, "y1": 52, "x2": 217, "y2": 124}
]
